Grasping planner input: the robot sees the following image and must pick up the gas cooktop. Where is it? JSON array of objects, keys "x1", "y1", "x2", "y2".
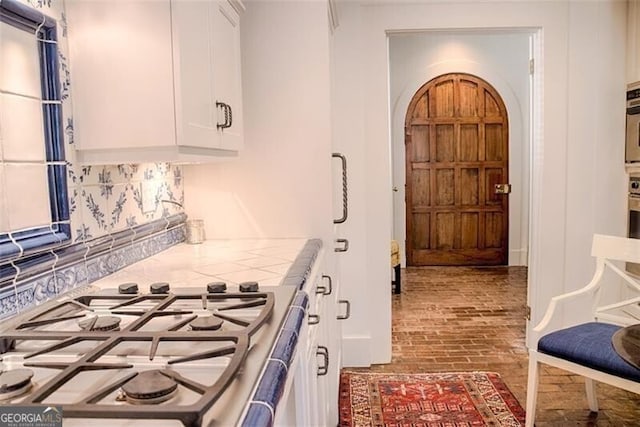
[{"x1": 0, "y1": 281, "x2": 296, "y2": 427}]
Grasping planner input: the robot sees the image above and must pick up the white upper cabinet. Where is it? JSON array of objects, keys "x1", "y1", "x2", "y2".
[
  {"x1": 212, "y1": 1, "x2": 244, "y2": 150},
  {"x1": 66, "y1": 0, "x2": 244, "y2": 164}
]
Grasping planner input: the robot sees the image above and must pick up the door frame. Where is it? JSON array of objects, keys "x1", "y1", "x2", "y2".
[
  {"x1": 389, "y1": 28, "x2": 541, "y2": 345},
  {"x1": 390, "y1": 30, "x2": 536, "y2": 266}
]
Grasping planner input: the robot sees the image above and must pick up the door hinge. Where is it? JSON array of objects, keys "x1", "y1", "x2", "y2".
[
  {"x1": 529, "y1": 59, "x2": 534, "y2": 75},
  {"x1": 526, "y1": 305, "x2": 531, "y2": 321}
]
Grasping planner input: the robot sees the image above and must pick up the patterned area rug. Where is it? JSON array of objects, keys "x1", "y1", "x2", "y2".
[{"x1": 339, "y1": 371, "x2": 525, "y2": 427}]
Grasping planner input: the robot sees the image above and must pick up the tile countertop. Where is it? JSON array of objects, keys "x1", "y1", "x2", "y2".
[
  {"x1": 86, "y1": 237, "x2": 322, "y2": 426},
  {"x1": 89, "y1": 238, "x2": 309, "y2": 291}
]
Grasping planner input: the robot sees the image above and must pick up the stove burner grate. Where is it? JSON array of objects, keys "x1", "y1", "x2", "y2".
[
  {"x1": 0, "y1": 368, "x2": 34, "y2": 401},
  {"x1": 0, "y1": 288, "x2": 279, "y2": 426}
]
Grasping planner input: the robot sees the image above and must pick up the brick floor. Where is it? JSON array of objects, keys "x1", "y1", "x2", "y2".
[{"x1": 354, "y1": 266, "x2": 640, "y2": 426}]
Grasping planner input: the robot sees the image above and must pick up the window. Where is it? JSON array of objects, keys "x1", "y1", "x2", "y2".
[{"x1": 0, "y1": 0, "x2": 69, "y2": 262}]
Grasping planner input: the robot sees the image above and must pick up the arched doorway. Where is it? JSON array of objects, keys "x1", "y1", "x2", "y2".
[{"x1": 405, "y1": 73, "x2": 509, "y2": 266}]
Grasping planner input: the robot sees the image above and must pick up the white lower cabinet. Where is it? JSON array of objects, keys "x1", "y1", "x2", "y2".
[{"x1": 275, "y1": 250, "x2": 341, "y2": 426}]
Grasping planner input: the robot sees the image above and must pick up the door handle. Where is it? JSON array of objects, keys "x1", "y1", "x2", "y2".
[
  {"x1": 494, "y1": 184, "x2": 512, "y2": 194},
  {"x1": 332, "y1": 153, "x2": 348, "y2": 224},
  {"x1": 216, "y1": 102, "x2": 232, "y2": 129},
  {"x1": 225, "y1": 104, "x2": 233, "y2": 128}
]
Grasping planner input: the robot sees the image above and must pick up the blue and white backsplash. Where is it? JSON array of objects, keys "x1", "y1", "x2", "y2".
[
  {"x1": 0, "y1": 0, "x2": 186, "y2": 320},
  {"x1": 68, "y1": 163, "x2": 184, "y2": 242}
]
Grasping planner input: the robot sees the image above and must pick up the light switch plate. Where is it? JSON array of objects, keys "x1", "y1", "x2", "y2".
[{"x1": 141, "y1": 181, "x2": 156, "y2": 214}]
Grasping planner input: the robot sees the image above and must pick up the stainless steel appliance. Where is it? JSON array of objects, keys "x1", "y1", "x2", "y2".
[
  {"x1": 0, "y1": 282, "x2": 295, "y2": 427},
  {"x1": 625, "y1": 81, "x2": 640, "y2": 163},
  {"x1": 627, "y1": 176, "x2": 640, "y2": 276}
]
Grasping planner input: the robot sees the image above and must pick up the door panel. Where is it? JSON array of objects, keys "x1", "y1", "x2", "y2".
[
  {"x1": 485, "y1": 168, "x2": 504, "y2": 205},
  {"x1": 460, "y1": 124, "x2": 479, "y2": 161},
  {"x1": 459, "y1": 79, "x2": 478, "y2": 117},
  {"x1": 405, "y1": 73, "x2": 509, "y2": 266},
  {"x1": 411, "y1": 126, "x2": 430, "y2": 161},
  {"x1": 485, "y1": 213, "x2": 504, "y2": 248},
  {"x1": 460, "y1": 168, "x2": 479, "y2": 205},
  {"x1": 460, "y1": 213, "x2": 479, "y2": 249},
  {"x1": 435, "y1": 169, "x2": 455, "y2": 206},
  {"x1": 413, "y1": 213, "x2": 430, "y2": 250},
  {"x1": 435, "y1": 212, "x2": 455, "y2": 249},
  {"x1": 411, "y1": 168, "x2": 430, "y2": 206},
  {"x1": 485, "y1": 124, "x2": 505, "y2": 161},
  {"x1": 485, "y1": 91, "x2": 501, "y2": 117},
  {"x1": 434, "y1": 81, "x2": 455, "y2": 117},
  {"x1": 435, "y1": 124, "x2": 455, "y2": 162}
]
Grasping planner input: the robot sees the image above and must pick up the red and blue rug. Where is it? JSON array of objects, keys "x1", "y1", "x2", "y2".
[{"x1": 339, "y1": 371, "x2": 525, "y2": 426}]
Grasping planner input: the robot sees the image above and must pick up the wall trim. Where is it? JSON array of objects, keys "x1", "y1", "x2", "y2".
[{"x1": 0, "y1": 214, "x2": 186, "y2": 320}]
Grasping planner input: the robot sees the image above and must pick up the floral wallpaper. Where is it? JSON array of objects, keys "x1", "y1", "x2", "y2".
[{"x1": 19, "y1": 0, "x2": 184, "y2": 246}]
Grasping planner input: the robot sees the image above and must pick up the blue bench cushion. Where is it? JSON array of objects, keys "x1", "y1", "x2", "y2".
[{"x1": 538, "y1": 322, "x2": 640, "y2": 383}]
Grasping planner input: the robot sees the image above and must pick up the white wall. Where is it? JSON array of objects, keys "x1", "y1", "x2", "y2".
[
  {"x1": 629, "y1": 0, "x2": 640, "y2": 83},
  {"x1": 563, "y1": 1, "x2": 627, "y2": 325},
  {"x1": 184, "y1": 1, "x2": 333, "y2": 244},
  {"x1": 388, "y1": 31, "x2": 531, "y2": 266},
  {"x1": 332, "y1": 0, "x2": 627, "y2": 354},
  {"x1": 183, "y1": 0, "x2": 628, "y2": 367}
]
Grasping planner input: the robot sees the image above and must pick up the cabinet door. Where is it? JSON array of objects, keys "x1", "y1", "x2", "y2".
[
  {"x1": 212, "y1": 1, "x2": 243, "y2": 150},
  {"x1": 171, "y1": 0, "x2": 220, "y2": 149},
  {"x1": 319, "y1": 273, "x2": 341, "y2": 426},
  {"x1": 66, "y1": 0, "x2": 176, "y2": 150}
]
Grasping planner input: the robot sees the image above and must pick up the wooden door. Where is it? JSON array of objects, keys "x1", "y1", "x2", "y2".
[{"x1": 405, "y1": 73, "x2": 509, "y2": 266}]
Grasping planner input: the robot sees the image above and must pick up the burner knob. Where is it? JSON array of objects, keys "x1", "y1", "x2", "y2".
[
  {"x1": 150, "y1": 282, "x2": 170, "y2": 294},
  {"x1": 239, "y1": 281, "x2": 259, "y2": 292},
  {"x1": 207, "y1": 282, "x2": 227, "y2": 293},
  {"x1": 119, "y1": 283, "x2": 138, "y2": 294}
]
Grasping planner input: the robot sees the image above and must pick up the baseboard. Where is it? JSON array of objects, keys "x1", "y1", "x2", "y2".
[
  {"x1": 509, "y1": 248, "x2": 528, "y2": 266},
  {"x1": 341, "y1": 335, "x2": 372, "y2": 367}
]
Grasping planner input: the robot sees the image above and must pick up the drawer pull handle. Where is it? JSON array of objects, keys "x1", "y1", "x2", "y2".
[
  {"x1": 308, "y1": 314, "x2": 320, "y2": 325},
  {"x1": 337, "y1": 299, "x2": 351, "y2": 320},
  {"x1": 317, "y1": 275, "x2": 332, "y2": 295},
  {"x1": 317, "y1": 345, "x2": 329, "y2": 376},
  {"x1": 335, "y1": 238, "x2": 349, "y2": 252}
]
